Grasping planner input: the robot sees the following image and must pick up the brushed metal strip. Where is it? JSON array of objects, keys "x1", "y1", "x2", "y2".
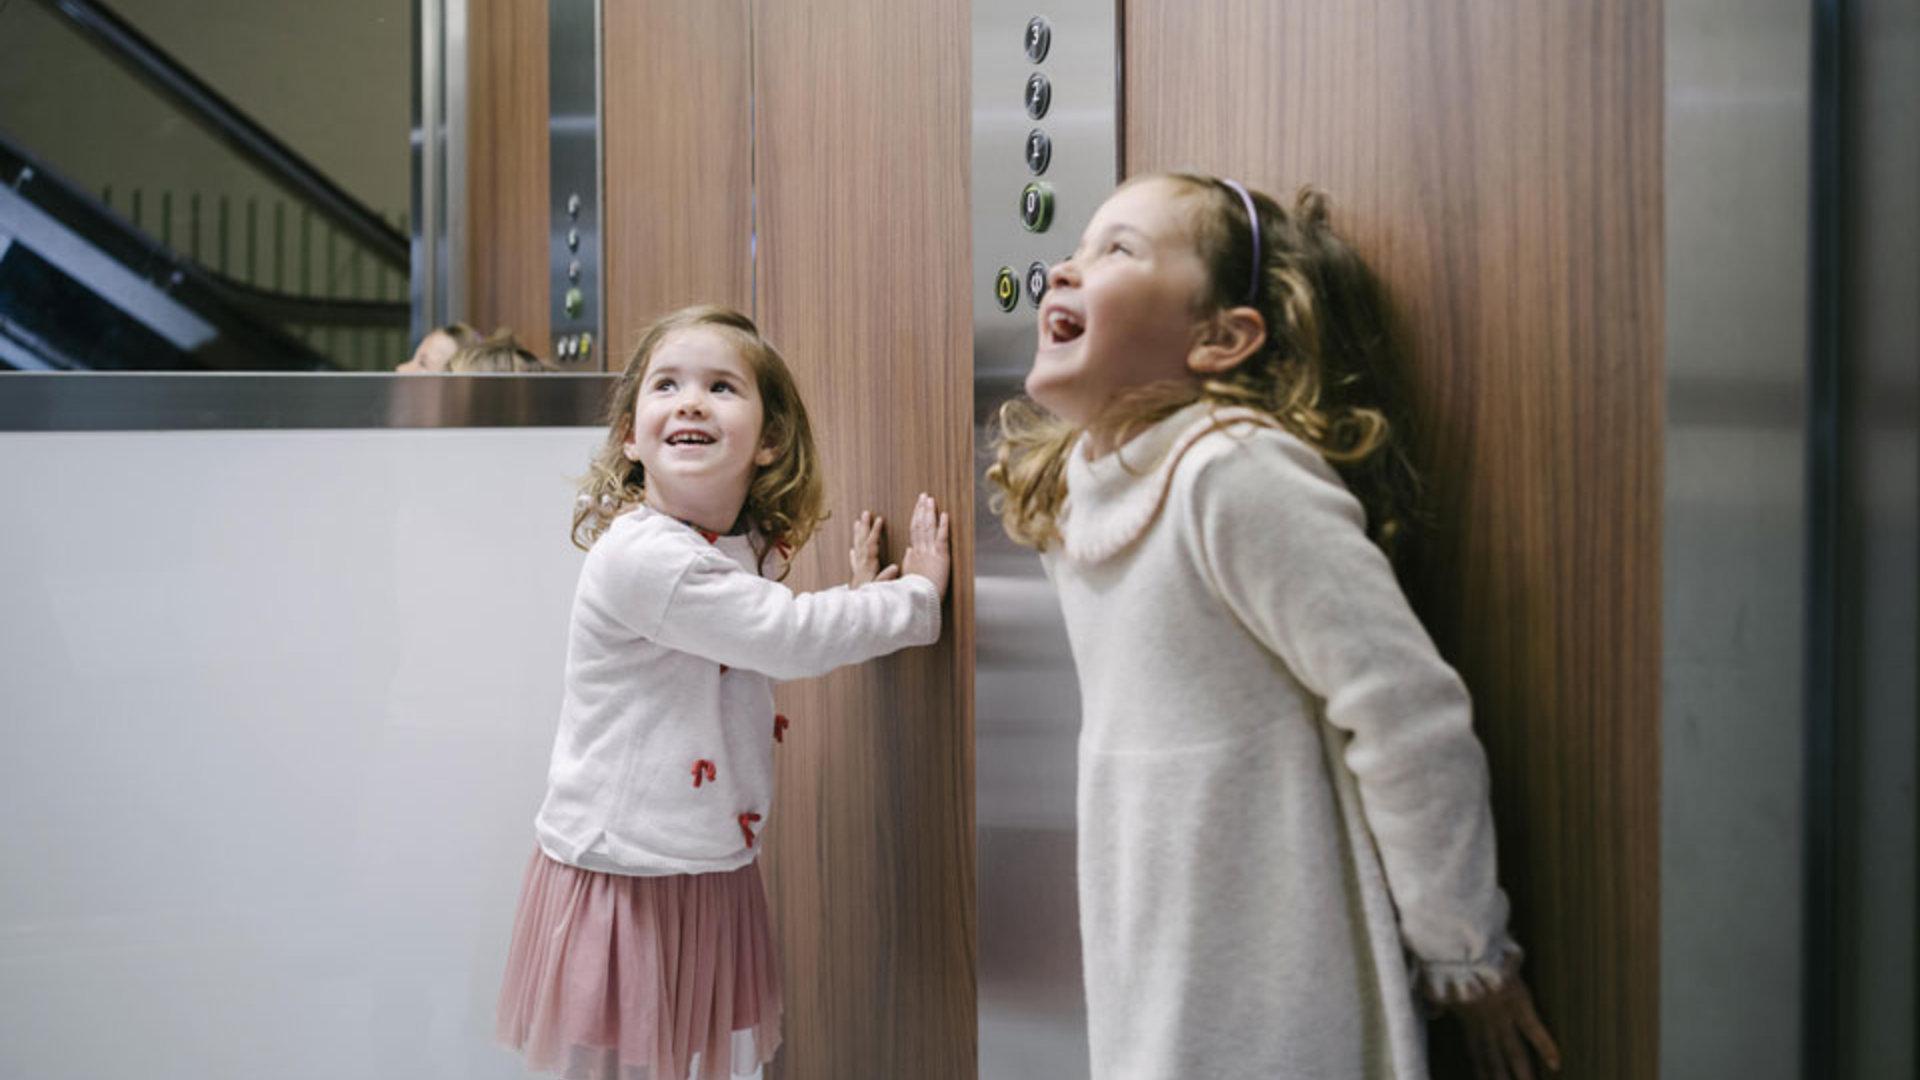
[
  {"x1": 0, "y1": 373, "x2": 613, "y2": 431},
  {"x1": 972, "y1": 1, "x2": 1118, "y2": 1076}
]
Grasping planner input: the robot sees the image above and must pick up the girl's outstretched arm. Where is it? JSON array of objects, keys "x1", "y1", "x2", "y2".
[
  {"x1": 1186, "y1": 429, "x2": 1554, "y2": 1067},
  {"x1": 595, "y1": 496, "x2": 949, "y2": 680}
]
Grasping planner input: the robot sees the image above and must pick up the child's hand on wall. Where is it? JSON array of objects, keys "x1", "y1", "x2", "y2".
[
  {"x1": 900, "y1": 493, "x2": 952, "y2": 598},
  {"x1": 849, "y1": 510, "x2": 900, "y2": 588},
  {"x1": 1448, "y1": 971, "x2": 1560, "y2": 1080}
]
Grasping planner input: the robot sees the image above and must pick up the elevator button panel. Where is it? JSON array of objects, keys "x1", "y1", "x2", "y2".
[{"x1": 549, "y1": 0, "x2": 602, "y2": 369}]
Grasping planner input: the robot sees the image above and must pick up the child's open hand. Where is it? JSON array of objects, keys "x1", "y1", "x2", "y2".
[
  {"x1": 899, "y1": 493, "x2": 952, "y2": 598},
  {"x1": 849, "y1": 510, "x2": 901, "y2": 588},
  {"x1": 1447, "y1": 971, "x2": 1560, "y2": 1080}
]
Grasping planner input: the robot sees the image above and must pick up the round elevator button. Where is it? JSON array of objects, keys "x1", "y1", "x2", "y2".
[
  {"x1": 567, "y1": 193, "x2": 581, "y2": 219},
  {"x1": 1025, "y1": 17, "x2": 1051, "y2": 63},
  {"x1": 1020, "y1": 182, "x2": 1055, "y2": 232},
  {"x1": 1024, "y1": 72, "x2": 1051, "y2": 120},
  {"x1": 1025, "y1": 129, "x2": 1052, "y2": 175},
  {"x1": 564, "y1": 287, "x2": 584, "y2": 318},
  {"x1": 994, "y1": 267, "x2": 1020, "y2": 312},
  {"x1": 1026, "y1": 261, "x2": 1049, "y2": 307},
  {"x1": 566, "y1": 227, "x2": 580, "y2": 252}
]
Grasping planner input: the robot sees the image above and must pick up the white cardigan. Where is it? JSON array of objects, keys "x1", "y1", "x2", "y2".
[
  {"x1": 534, "y1": 506, "x2": 942, "y2": 877},
  {"x1": 1043, "y1": 404, "x2": 1519, "y2": 1080}
]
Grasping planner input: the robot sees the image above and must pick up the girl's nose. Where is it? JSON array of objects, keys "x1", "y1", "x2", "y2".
[
  {"x1": 1046, "y1": 257, "x2": 1078, "y2": 290},
  {"x1": 674, "y1": 388, "x2": 708, "y2": 414}
]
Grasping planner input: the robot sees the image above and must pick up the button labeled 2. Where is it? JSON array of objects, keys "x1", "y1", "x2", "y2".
[{"x1": 1024, "y1": 73, "x2": 1051, "y2": 120}]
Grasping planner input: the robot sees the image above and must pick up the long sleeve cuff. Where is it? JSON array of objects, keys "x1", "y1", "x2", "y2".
[{"x1": 1415, "y1": 934, "x2": 1525, "y2": 1008}]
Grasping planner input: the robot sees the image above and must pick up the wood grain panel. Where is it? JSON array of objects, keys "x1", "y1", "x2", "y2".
[
  {"x1": 752, "y1": 1, "x2": 976, "y2": 1077},
  {"x1": 465, "y1": 0, "x2": 550, "y2": 354},
  {"x1": 602, "y1": 0, "x2": 754, "y2": 366},
  {"x1": 1126, "y1": 3, "x2": 1662, "y2": 1076}
]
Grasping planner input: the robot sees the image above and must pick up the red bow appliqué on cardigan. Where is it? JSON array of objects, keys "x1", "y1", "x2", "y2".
[
  {"x1": 738, "y1": 813, "x2": 762, "y2": 847},
  {"x1": 691, "y1": 759, "x2": 716, "y2": 788}
]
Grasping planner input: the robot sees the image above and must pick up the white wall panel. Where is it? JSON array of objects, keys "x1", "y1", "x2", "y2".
[{"x1": 0, "y1": 427, "x2": 597, "y2": 1079}]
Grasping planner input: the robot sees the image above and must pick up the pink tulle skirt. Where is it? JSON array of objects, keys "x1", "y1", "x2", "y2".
[{"x1": 496, "y1": 850, "x2": 783, "y2": 1080}]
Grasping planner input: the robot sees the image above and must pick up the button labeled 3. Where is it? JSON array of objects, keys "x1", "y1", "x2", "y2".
[{"x1": 1024, "y1": 17, "x2": 1051, "y2": 63}]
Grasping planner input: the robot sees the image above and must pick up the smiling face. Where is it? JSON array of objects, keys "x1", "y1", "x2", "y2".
[
  {"x1": 1026, "y1": 178, "x2": 1215, "y2": 426},
  {"x1": 623, "y1": 326, "x2": 775, "y2": 531}
]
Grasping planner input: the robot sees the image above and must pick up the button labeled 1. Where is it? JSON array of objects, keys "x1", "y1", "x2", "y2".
[
  {"x1": 1020, "y1": 182, "x2": 1055, "y2": 232},
  {"x1": 1026, "y1": 129, "x2": 1052, "y2": 175}
]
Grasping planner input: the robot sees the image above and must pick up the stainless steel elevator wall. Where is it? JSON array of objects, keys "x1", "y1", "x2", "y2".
[{"x1": 971, "y1": 2, "x2": 1117, "y2": 1076}]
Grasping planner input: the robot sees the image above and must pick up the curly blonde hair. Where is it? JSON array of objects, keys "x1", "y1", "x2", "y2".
[
  {"x1": 988, "y1": 173, "x2": 1421, "y2": 557},
  {"x1": 571, "y1": 306, "x2": 824, "y2": 574}
]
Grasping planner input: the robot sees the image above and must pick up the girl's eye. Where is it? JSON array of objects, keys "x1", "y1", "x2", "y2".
[
  {"x1": 1108, "y1": 241, "x2": 1131, "y2": 255},
  {"x1": 711, "y1": 381, "x2": 735, "y2": 394},
  {"x1": 652, "y1": 378, "x2": 676, "y2": 392}
]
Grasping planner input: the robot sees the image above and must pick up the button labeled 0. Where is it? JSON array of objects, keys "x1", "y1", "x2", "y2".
[{"x1": 1020, "y1": 182, "x2": 1055, "y2": 232}]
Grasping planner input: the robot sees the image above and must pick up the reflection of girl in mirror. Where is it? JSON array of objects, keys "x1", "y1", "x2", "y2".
[
  {"x1": 396, "y1": 322, "x2": 479, "y2": 372},
  {"x1": 496, "y1": 305, "x2": 951, "y2": 1080},
  {"x1": 989, "y1": 175, "x2": 1559, "y2": 1079}
]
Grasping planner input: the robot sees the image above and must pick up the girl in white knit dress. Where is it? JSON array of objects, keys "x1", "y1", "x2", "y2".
[
  {"x1": 989, "y1": 175, "x2": 1560, "y2": 1079},
  {"x1": 497, "y1": 305, "x2": 950, "y2": 1080}
]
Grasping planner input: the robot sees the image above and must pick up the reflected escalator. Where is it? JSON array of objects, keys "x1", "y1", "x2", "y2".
[{"x1": 0, "y1": 0, "x2": 409, "y2": 372}]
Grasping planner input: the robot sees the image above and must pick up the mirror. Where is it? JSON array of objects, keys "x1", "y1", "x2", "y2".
[{"x1": 0, "y1": 0, "x2": 517, "y2": 376}]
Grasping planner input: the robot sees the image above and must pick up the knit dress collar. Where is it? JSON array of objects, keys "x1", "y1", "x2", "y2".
[{"x1": 1061, "y1": 402, "x2": 1276, "y2": 565}]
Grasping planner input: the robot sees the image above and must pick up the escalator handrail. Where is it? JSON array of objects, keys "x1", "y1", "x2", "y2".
[{"x1": 32, "y1": 0, "x2": 410, "y2": 274}]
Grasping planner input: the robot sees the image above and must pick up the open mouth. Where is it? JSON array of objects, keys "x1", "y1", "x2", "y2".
[
  {"x1": 1042, "y1": 306, "x2": 1085, "y2": 345},
  {"x1": 665, "y1": 431, "x2": 716, "y2": 446}
]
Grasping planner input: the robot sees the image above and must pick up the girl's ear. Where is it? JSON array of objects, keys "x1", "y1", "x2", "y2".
[
  {"x1": 1187, "y1": 306, "x2": 1267, "y2": 375},
  {"x1": 754, "y1": 445, "x2": 778, "y2": 466}
]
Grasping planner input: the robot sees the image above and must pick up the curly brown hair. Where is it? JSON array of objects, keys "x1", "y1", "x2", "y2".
[
  {"x1": 571, "y1": 306, "x2": 824, "y2": 575},
  {"x1": 988, "y1": 173, "x2": 1422, "y2": 558}
]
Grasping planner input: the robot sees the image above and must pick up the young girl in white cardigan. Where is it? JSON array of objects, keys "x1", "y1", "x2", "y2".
[
  {"x1": 989, "y1": 174, "x2": 1560, "y2": 1080},
  {"x1": 497, "y1": 305, "x2": 950, "y2": 1080}
]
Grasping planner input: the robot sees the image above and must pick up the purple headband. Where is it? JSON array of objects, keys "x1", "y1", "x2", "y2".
[{"x1": 1221, "y1": 178, "x2": 1261, "y2": 304}]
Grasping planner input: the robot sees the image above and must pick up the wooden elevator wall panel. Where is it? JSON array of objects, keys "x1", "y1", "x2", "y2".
[
  {"x1": 752, "y1": 1, "x2": 976, "y2": 1078},
  {"x1": 1124, "y1": 3, "x2": 1662, "y2": 1077},
  {"x1": 602, "y1": 0, "x2": 754, "y2": 364},
  {"x1": 466, "y1": 0, "x2": 550, "y2": 352}
]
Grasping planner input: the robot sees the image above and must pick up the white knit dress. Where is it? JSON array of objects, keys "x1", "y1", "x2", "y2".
[{"x1": 1042, "y1": 404, "x2": 1520, "y2": 1080}]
